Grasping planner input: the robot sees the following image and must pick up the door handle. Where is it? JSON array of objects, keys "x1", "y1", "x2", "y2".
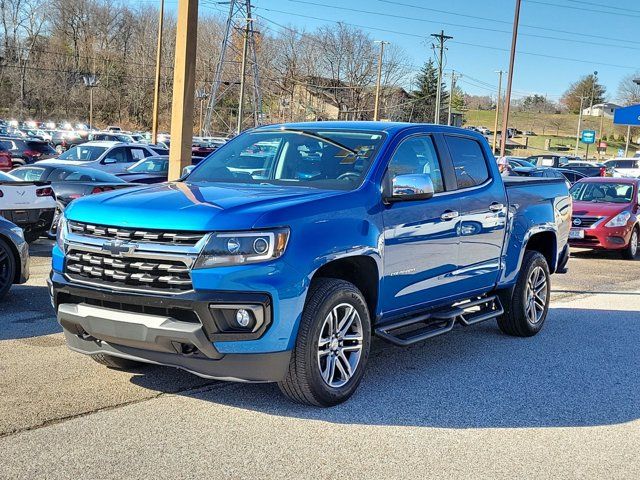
[
  {"x1": 440, "y1": 210, "x2": 459, "y2": 221},
  {"x1": 489, "y1": 203, "x2": 504, "y2": 212}
]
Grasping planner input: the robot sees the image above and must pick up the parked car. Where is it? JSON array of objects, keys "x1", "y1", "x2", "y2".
[
  {"x1": 0, "y1": 216, "x2": 29, "y2": 299},
  {"x1": 50, "y1": 130, "x2": 86, "y2": 153},
  {"x1": 568, "y1": 177, "x2": 640, "y2": 259},
  {"x1": 90, "y1": 132, "x2": 137, "y2": 143},
  {"x1": 0, "y1": 171, "x2": 56, "y2": 242},
  {"x1": 51, "y1": 122, "x2": 571, "y2": 406},
  {"x1": 604, "y1": 158, "x2": 640, "y2": 178},
  {"x1": 0, "y1": 141, "x2": 12, "y2": 172},
  {"x1": 526, "y1": 154, "x2": 609, "y2": 177},
  {"x1": 41, "y1": 141, "x2": 159, "y2": 174},
  {"x1": 507, "y1": 157, "x2": 536, "y2": 169},
  {"x1": 512, "y1": 166, "x2": 586, "y2": 186},
  {"x1": 0, "y1": 137, "x2": 57, "y2": 167},
  {"x1": 116, "y1": 155, "x2": 205, "y2": 184}
]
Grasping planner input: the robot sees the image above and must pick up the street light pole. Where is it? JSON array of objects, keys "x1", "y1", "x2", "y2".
[
  {"x1": 151, "y1": 0, "x2": 165, "y2": 145},
  {"x1": 575, "y1": 95, "x2": 587, "y2": 157},
  {"x1": 492, "y1": 70, "x2": 504, "y2": 154},
  {"x1": 196, "y1": 88, "x2": 209, "y2": 137},
  {"x1": 589, "y1": 70, "x2": 598, "y2": 113},
  {"x1": 499, "y1": 0, "x2": 521, "y2": 157},
  {"x1": 237, "y1": 17, "x2": 251, "y2": 135},
  {"x1": 373, "y1": 40, "x2": 388, "y2": 122}
]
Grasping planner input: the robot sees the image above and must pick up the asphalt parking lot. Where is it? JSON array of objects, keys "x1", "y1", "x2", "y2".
[{"x1": 1, "y1": 240, "x2": 639, "y2": 479}]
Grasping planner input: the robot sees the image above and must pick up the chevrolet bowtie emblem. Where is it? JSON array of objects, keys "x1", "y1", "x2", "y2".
[{"x1": 101, "y1": 240, "x2": 138, "y2": 257}]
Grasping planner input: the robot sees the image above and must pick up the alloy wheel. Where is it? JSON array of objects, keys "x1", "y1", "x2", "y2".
[
  {"x1": 631, "y1": 231, "x2": 638, "y2": 257},
  {"x1": 317, "y1": 303, "x2": 364, "y2": 388},
  {"x1": 525, "y1": 266, "x2": 547, "y2": 324}
]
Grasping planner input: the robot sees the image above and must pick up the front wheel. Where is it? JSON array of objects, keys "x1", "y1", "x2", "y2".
[
  {"x1": 0, "y1": 238, "x2": 16, "y2": 300},
  {"x1": 497, "y1": 250, "x2": 550, "y2": 337},
  {"x1": 278, "y1": 278, "x2": 371, "y2": 407},
  {"x1": 621, "y1": 227, "x2": 638, "y2": 260}
]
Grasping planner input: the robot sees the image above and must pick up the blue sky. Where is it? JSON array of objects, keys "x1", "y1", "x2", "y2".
[{"x1": 138, "y1": 0, "x2": 640, "y2": 102}]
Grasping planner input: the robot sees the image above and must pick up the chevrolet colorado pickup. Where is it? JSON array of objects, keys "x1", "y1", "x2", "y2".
[{"x1": 50, "y1": 122, "x2": 571, "y2": 406}]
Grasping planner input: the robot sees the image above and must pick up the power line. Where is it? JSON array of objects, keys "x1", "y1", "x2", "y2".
[{"x1": 524, "y1": 0, "x2": 640, "y2": 18}]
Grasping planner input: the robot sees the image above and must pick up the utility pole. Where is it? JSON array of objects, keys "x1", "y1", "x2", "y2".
[
  {"x1": 598, "y1": 106, "x2": 606, "y2": 158},
  {"x1": 236, "y1": 16, "x2": 251, "y2": 135},
  {"x1": 589, "y1": 70, "x2": 598, "y2": 113},
  {"x1": 492, "y1": 70, "x2": 504, "y2": 153},
  {"x1": 373, "y1": 40, "x2": 389, "y2": 121},
  {"x1": 447, "y1": 70, "x2": 460, "y2": 126},
  {"x1": 499, "y1": 0, "x2": 521, "y2": 157},
  {"x1": 574, "y1": 95, "x2": 587, "y2": 157},
  {"x1": 431, "y1": 30, "x2": 453, "y2": 125},
  {"x1": 196, "y1": 88, "x2": 209, "y2": 137},
  {"x1": 151, "y1": 0, "x2": 165, "y2": 145}
]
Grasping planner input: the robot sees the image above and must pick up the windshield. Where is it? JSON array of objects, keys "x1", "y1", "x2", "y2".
[
  {"x1": 570, "y1": 182, "x2": 635, "y2": 204},
  {"x1": 128, "y1": 157, "x2": 168, "y2": 173},
  {"x1": 0, "y1": 171, "x2": 17, "y2": 181},
  {"x1": 187, "y1": 129, "x2": 386, "y2": 190},
  {"x1": 58, "y1": 145, "x2": 107, "y2": 161}
]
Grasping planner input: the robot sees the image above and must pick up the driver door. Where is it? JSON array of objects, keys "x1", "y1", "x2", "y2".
[{"x1": 381, "y1": 134, "x2": 462, "y2": 315}]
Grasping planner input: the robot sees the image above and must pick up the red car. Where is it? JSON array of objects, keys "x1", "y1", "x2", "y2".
[
  {"x1": 569, "y1": 177, "x2": 640, "y2": 259},
  {"x1": 0, "y1": 141, "x2": 12, "y2": 172}
]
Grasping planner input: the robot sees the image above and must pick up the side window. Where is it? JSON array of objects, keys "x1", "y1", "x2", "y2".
[
  {"x1": 107, "y1": 147, "x2": 128, "y2": 163},
  {"x1": 12, "y1": 167, "x2": 46, "y2": 181},
  {"x1": 445, "y1": 136, "x2": 490, "y2": 189},
  {"x1": 387, "y1": 136, "x2": 444, "y2": 193},
  {"x1": 128, "y1": 148, "x2": 147, "y2": 162}
]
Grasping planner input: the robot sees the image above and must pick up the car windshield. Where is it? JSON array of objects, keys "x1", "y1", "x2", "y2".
[
  {"x1": 0, "y1": 171, "x2": 17, "y2": 181},
  {"x1": 49, "y1": 167, "x2": 123, "y2": 183},
  {"x1": 128, "y1": 157, "x2": 168, "y2": 173},
  {"x1": 570, "y1": 182, "x2": 634, "y2": 204},
  {"x1": 187, "y1": 129, "x2": 386, "y2": 190},
  {"x1": 10, "y1": 167, "x2": 47, "y2": 181},
  {"x1": 58, "y1": 145, "x2": 107, "y2": 161}
]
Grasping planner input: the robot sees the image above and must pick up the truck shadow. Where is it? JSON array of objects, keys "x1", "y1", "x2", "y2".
[
  {"x1": 0, "y1": 285, "x2": 59, "y2": 340},
  {"x1": 132, "y1": 306, "x2": 640, "y2": 429}
]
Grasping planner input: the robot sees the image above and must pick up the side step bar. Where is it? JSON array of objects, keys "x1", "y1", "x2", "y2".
[{"x1": 375, "y1": 296, "x2": 504, "y2": 346}]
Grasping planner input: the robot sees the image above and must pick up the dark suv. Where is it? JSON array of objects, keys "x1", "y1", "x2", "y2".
[{"x1": 0, "y1": 137, "x2": 57, "y2": 167}]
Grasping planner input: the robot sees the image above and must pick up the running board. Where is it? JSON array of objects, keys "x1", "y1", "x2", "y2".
[{"x1": 375, "y1": 296, "x2": 504, "y2": 346}]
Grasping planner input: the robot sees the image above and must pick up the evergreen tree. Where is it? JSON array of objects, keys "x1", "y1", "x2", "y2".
[
  {"x1": 412, "y1": 59, "x2": 449, "y2": 123},
  {"x1": 561, "y1": 74, "x2": 606, "y2": 113}
]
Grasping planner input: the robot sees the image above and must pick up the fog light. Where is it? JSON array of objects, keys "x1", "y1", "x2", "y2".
[{"x1": 236, "y1": 309, "x2": 251, "y2": 327}]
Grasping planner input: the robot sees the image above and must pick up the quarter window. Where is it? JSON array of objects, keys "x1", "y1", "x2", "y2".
[
  {"x1": 386, "y1": 136, "x2": 444, "y2": 193},
  {"x1": 445, "y1": 136, "x2": 490, "y2": 189}
]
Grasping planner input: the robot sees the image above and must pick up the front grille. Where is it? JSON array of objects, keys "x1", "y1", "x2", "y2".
[
  {"x1": 68, "y1": 221, "x2": 205, "y2": 246},
  {"x1": 65, "y1": 249, "x2": 193, "y2": 292},
  {"x1": 572, "y1": 216, "x2": 601, "y2": 228}
]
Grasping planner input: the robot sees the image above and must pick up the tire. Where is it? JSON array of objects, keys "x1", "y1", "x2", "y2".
[
  {"x1": 0, "y1": 238, "x2": 16, "y2": 300},
  {"x1": 278, "y1": 278, "x2": 371, "y2": 407},
  {"x1": 90, "y1": 353, "x2": 146, "y2": 370},
  {"x1": 497, "y1": 250, "x2": 550, "y2": 337},
  {"x1": 621, "y1": 227, "x2": 638, "y2": 260},
  {"x1": 23, "y1": 230, "x2": 40, "y2": 243}
]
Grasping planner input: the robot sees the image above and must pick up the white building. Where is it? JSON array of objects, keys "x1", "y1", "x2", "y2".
[{"x1": 582, "y1": 102, "x2": 621, "y2": 117}]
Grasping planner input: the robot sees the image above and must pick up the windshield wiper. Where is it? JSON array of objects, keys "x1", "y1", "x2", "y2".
[{"x1": 277, "y1": 128, "x2": 358, "y2": 156}]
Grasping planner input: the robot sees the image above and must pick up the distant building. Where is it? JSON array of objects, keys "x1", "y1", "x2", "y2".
[{"x1": 582, "y1": 102, "x2": 621, "y2": 118}]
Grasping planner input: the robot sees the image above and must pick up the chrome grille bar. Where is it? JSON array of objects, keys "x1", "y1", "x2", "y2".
[{"x1": 69, "y1": 221, "x2": 206, "y2": 246}]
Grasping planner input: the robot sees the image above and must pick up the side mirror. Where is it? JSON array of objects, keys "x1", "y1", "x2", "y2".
[
  {"x1": 384, "y1": 173, "x2": 435, "y2": 203},
  {"x1": 102, "y1": 158, "x2": 117, "y2": 165}
]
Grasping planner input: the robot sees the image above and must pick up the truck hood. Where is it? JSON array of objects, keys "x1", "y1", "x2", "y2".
[
  {"x1": 572, "y1": 200, "x2": 630, "y2": 218},
  {"x1": 64, "y1": 181, "x2": 345, "y2": 231}
]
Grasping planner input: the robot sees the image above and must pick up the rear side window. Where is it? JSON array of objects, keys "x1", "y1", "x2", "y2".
[
  {"x1": 445, "y1": 136, "x2": 489, "y2": 189},
  {"x1": 26, "y1": 141, "x2": 55, "y2": 154}
]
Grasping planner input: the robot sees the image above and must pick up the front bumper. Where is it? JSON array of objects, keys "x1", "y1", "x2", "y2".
[
  {"x1": 569, "y1": 225, "x2": 632, "y2": 250},
  {"x1": 50, "y1": 273, "x2": 293, "y2": 382}
]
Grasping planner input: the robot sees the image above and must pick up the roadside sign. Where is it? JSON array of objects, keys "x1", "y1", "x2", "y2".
[{"x1": 581, "y1": 130, "x2": 596, "y2": 144}]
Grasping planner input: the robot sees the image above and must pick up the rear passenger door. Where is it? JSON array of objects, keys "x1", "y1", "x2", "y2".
[{"x1": 444, "y1": 134, "x2": 507, "y2": 293}]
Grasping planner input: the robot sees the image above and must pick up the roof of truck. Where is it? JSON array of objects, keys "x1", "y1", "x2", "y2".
[{"x1": 254, "y1": 121, "x2": 471, "y2": 135}]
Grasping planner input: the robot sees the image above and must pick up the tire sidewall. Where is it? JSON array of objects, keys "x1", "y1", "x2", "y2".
[
  {"x1": 303, "y1": 284, "x2": 371, "y2": 406},
  {"x1": 0, "y1": 239, "x2": 16, "y2": 299},
  {"x1": 515, "y1": 252, "x2": 550, "y2": 335}
]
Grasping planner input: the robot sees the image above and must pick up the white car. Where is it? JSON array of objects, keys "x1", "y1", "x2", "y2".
[
  {"x1": 39, "y1": 141, "x2": 161, "y2": 174},
  {"x1": 604, "y1": 158, "x2": 640, "y2": 178},
  {"x1": 0, "y1": 171, "x2": 56, "y2": 242}
]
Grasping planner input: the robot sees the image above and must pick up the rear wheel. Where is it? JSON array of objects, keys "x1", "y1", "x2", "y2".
[
  {"x1": 0, "y1": 238, "x2": 16, "y2": 300},
  {"x1": 278, "y1": 278, "x2": 371, "y2": 407},
  {"x1": 621, "y1": 227, "x2": 638, "y2": 260},
  {"x1": 90, "y1": 353, "x2": 146, "y2": 370},
  {"x1": 497, "y1": 250, "x2": 550, "y2": 337}
]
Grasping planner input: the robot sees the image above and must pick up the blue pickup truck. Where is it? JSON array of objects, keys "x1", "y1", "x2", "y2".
[{"x1": 50, "y1": 122, "x2": 571, "y2": 406}]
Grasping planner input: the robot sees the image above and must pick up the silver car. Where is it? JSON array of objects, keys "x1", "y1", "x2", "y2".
[{"x1": 0, "y1": 217, "x2": 30, "y2": 299}]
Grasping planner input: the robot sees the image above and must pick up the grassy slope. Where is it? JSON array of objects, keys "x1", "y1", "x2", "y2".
[{"x1": 465, "y1": 109, "x2": 639, "y2": 158}]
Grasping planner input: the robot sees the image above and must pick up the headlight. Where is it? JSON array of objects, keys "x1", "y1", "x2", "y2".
[
  {"x1": 56, "y1": 215, "x2": 68, "y2": 249},
  {"x1": 194, "y1": 228, "x2": 289, "y2": 269},
  {"x1": 605, "y1": 211, "x2": 631, "y2": 228}
]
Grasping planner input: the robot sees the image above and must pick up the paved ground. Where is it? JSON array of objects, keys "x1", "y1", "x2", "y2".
[{"x1": 0, "y1": 240, "x2": 638, "y2": 479}]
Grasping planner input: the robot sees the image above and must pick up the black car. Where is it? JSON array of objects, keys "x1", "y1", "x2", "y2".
[
  {"x1": 525, "y1": 154, "x2": 609, "y2": 177},
  {"x1": 0, "y1": 137, "x2": 57, "y2": 167},
  {"x1": 10, "y1": 163, "x2": 136, "y2": 207},
  {"x1": 0, "y1": 216, "x2": 29, "y2": 300},
  {"x1": 49, "y1": 131, "x2": 86, "y2": 153},
  {"x1": 117, "y1": 155, "x2": 205, "y2": 184},
  {"x1": 512, "y1": 166, "x2": 586, "y2": 185}
]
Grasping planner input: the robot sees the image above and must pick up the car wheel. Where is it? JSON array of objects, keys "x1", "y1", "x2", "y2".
[
  {"x1": 90, "y1": 353, "x2": 147, "y2": 370},
  {"x1": 0, "y1": 238, "x2": 16, "y2": 300},
  {"x1": 497, "y1": 250, "x2": 550, "y2": 337},
  {"x1": 278, "y1": 278, "x2": 371, "y2": 407},
  {"x1": 23, "y1": 230, "x2": 40, "y2": 243},
  {"x1": 621, "y1": 227, "x2": 638, "y2": 260}
]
